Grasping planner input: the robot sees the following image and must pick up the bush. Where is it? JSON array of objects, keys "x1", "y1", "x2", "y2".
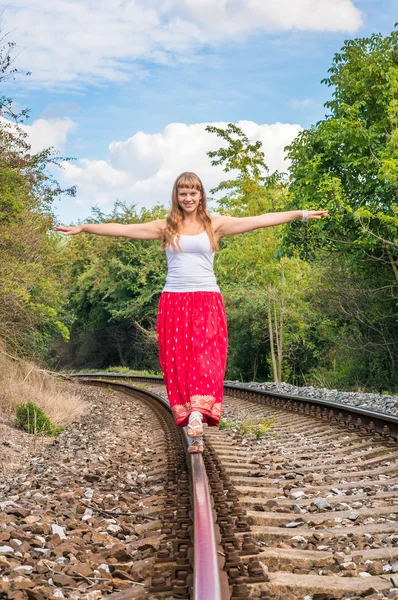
[{"x1": 15, "y1": 401, "x2": 63, "y2": 436}]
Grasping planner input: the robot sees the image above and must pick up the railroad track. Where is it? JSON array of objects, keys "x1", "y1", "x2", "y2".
[
  {"x1": 75, "y1": 379, "x2": 232, "y2": 600},
  {"x1": 65, "y1": 373, "x2": 398, "y2": 600}
]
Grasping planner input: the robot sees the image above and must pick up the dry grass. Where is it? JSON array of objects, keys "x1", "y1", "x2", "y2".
[{"x1": 0, "y1": 344, "x2": 87, "y2": 428}]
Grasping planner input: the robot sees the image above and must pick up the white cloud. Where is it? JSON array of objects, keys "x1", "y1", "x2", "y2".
[
  {"x1": 4, "y1": 0, "x2": 362, "y2": 86},
  {"x1": 59, "y1": 120, "x2": 302, "y2": 213},
  {"x1": 173, "y1": 0, "x2": 362, "y2": 34},
  {"x1": 20, "y1": 118, "x2": 77, "y2": 154},
  {"x1": 1, "y1": 116, "x2": 76, "y2": 154}
]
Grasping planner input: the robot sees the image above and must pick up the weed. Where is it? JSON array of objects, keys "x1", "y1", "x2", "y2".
[
  {"x1": 253, "y1": 422, "x2": 272, "y2": 439},
  {"x1": 219, "y1": 415, "x2": 273, "y2": 439},
  {"x1": 15, "y1": 401, "x2": 63, "y2": 437}
]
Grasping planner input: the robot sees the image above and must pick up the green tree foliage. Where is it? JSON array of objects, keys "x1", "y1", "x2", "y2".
[
  {"x1": 56, "y1": 202, "x2": 167, "y2": 370},
  {"x1": 206, "y1": 124, "x2": 315, "y2": 382},
  {"x1": 283, "y1": 27, "x2": 398, "y2": 390},
  {"x1": 206, "y1": 123, "x2": 284, "y2": 214},
  {"x1": 0, "y1": 34, "x2": 74, "y2": 361},
  {"x1": 6, "y1": 23, "x2": 397, "y2": 393},
  {"x1": 284, "y1": 27, "x2": 398, "y2": 273},
  {"x1": 305, "y1": 253, "x2": 398, "y2": 391}
]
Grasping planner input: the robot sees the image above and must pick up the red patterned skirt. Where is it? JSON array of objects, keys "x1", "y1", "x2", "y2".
[{"x1": 156, "y1": 291, "x2": 228, "y2": 428}]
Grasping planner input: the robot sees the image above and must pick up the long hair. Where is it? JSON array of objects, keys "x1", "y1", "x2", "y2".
[{"x1": 161, "y1": 172, "x2": 218, "y2": 252}]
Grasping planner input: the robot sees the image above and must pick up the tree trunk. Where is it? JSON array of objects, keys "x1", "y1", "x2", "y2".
[
  {"x1": 273, "y1": 300, "x2": 280, "y2": 374},
  {"x1": 112, "y1": 330, "x2": 126, "y2": 367},
  {"x1": 252, "y1": 349, "x2": 259, "y2": 381},
  {"x1": 277, "y1": 262, "x2": 285, "y2": 382},
  {"x1": 267, "y1": 284, "x2": 278, "y2": 381}
]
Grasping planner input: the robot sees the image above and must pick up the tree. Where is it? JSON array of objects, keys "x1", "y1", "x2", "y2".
[
  {"x1": 283, "y1": 27, "x2": 398, "y2": 391},
  {"x1": 206, "y1": 123, "x2": 284, "y2": 215},
  {"x1": 0, "y1": 30, "x2": 75, "y2": 359},
  {"x1": 56, "y1": 202, "x2": 167, "y2": 371},
  {"x1": 206, "y1": 123, "x2": 313, "y2": 382},
  {"x1": 303, "y1": 252, "x2": 398, "y2": 390},
  {"x1": 0, "y1": 25, "x2": 30, "y2": 120},
  {"x1": 284, "y1": 27, "x2": 398, "y2": 280}
]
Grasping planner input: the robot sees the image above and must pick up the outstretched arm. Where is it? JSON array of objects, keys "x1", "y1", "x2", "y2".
[
  {"x1": 213, "y1": 210, "x2": 328, "y2": 238},
  {"x1": 54, "y1": 219, "x2": 166, "y2": 240}
]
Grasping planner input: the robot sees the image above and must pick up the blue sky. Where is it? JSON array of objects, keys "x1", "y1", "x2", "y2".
[{"x1": 3, "y1": 0, "x2": 398, "y2": 223}]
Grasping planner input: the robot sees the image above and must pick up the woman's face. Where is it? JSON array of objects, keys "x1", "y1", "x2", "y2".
[{"x1": 177, "y1": 186, "x2": 202, "y2": 214}]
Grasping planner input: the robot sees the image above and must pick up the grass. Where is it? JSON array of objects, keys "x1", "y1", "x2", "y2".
[
  {"x1": 67, "y1": 366, "x2": 163, "y2": 377},
  {"x1": 219, "y1": 415, "x2": 273, "y2": 439},
  {"x1": 0, "y1": 343, "x2": 87, "y2": 434},
  {"x1": 106, "y1": 366, "x2": 162, "y2": 376}
]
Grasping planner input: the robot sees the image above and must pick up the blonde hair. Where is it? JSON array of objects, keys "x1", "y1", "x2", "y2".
[{"x1": 161, "y1": 172, "x2": 218, "y2": 252}]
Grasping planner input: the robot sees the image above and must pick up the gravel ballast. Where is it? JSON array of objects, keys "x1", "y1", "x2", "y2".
[{"x1": 0, "y1": 383, "x2": 169, "y2": 599}]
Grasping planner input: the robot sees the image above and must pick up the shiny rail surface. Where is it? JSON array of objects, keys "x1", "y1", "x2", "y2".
[
  {"x1": 64, "y1": 372, "x2": 398, "y2": 440},
  {"x1": 75, "y1": 377, "x2": 223, "y2": 600},
  {"x1": 191, "y1": 453, "x2": 222, "y2": 600}
]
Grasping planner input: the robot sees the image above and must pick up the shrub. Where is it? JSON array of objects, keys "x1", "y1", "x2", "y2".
[{"x1": 15, "y1": 401, "x2": 63, "y2": 436}]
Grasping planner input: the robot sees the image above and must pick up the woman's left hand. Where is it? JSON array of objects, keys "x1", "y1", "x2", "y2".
[{"x1": 307, "y1": 210, "x2": 329, "y2": 220}]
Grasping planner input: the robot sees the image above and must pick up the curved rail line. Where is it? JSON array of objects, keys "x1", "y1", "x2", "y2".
[
  {"x1": 75, "y1": 377, "x2": 226, "y2": 600},
  {"x1": 64, "y1": 373, "x2": 398, "y2": 599}
]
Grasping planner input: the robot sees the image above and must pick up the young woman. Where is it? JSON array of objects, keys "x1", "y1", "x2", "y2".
[{"x1": 55, "y1": 172, "x2": 328, "y2": 453}]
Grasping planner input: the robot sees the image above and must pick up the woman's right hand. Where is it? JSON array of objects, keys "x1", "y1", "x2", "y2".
[{"x1": 54, "y1": 225, "x2": 84, "y2": 236}]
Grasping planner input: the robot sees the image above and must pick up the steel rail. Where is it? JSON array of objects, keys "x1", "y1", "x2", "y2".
[
  {"x1": 74, "y1": 377, "x2": 223, "y2": 600},
  {"x1": 64, "y1": 372, "x2": 398, "y2": 439},
  {"x1": 191, "y1": 452, "x2": 221, "y2": 600}
]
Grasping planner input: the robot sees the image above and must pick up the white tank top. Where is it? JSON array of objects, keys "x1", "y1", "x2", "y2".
[{"x1": 163, "y1": 231, "x2": 220, "y2": 292}]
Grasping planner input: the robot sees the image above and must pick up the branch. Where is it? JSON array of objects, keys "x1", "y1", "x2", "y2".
[
  {"x1": 132, "y1": 320, "x2": 157, "y2": 345},
  {"x1": 357, "y1": 217, "x2": 398, "y2": 249}
]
